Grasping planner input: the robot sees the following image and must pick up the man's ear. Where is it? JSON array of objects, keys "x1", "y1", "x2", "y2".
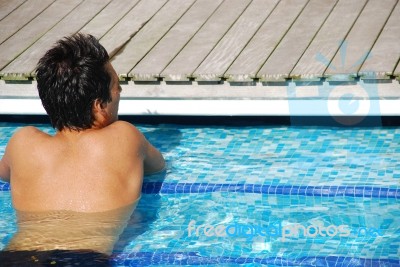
[
  {"x1": 93, "y1": 99, "x2": 105, "y2": 111},
  {"x1": 93, "y1": 99, "x2": 107, "y2": 120}
]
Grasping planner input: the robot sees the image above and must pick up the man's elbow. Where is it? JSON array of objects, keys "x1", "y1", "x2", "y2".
[
  {"x1": 0, "y1": 160, "x2": 10, "y2": 183},
  {"x1": 144, "y1": 154, "x2": 165, "y2": 175}
]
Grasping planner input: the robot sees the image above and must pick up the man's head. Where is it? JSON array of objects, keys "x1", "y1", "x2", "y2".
[{"x1": 36, "y1": 33, "x2": 118, "y2": 131}]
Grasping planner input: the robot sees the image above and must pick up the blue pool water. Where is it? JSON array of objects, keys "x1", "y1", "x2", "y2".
[{"x1": 0, "y1": 122, "x2": 399, "y2": 266}]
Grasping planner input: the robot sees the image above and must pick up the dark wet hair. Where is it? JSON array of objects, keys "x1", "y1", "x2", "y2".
[{"x1": 36, "y1": 33, "x2": 111, "y2": 131}]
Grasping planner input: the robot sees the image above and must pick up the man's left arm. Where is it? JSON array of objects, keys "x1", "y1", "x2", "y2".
[{"x1": 0, "y1": 157, "x2": 10, "y2": 182}]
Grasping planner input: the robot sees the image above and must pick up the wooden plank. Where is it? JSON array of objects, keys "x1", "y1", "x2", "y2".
[
  {"x1": 129, "y1": 0, "x2": 223, "y2": 81},
  {"x1": 359, "y1": 1, "x2": 400, "y2": 79},
  {"x1": 80, "y1": 0, "x2": 140, "y2": 39},
  {"x1": 325, "y1": 0, "x2": 398, "y2": 80},
  {"x1": 226, "y1": 0, "x2": 308, "y2": 82},
  {"x1": 0, "y1": 0, "x2": 26, "y2": 21},
  {"x1": 0, "y1": 0, "x2": 82, "y2": 71},
  {"x1": 111, "y1": 0, "x2": 194, "y2": 78},
  {"x1": 193, "y1": 0, "x2": 279, "y2": 81},
  {"x1": 257, "y1": 0, "x2": 337, "y2": 81},
  {"x1": 291, "y1": 0, "x2": 367, "y2": 80},
  {"x1": 0, "y1": 0, "x2": 54, "y2": 44},
  {"x1": 0, "y1": 0, "x2": 25, "y2": 21},
  {"x1": 161, "y1": 0, "x2": 251, "y2": 81},
  {"x1": 1, "y1": 0, "x2": 111, "y2": 79},
  {"x1": 395, "y1": 61, "x2": 400, "y2": 78},
  {"x1": 99, "y1": 0, "x2": 167, "y2": 61}
]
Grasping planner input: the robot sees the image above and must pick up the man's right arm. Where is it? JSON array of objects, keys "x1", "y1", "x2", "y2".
[
  {"x1": 142, "y1": 137, "x2": 165, "y2": 175},
  {"x1": 116, "y1": 121, "x2": 165, "y2": 175}
]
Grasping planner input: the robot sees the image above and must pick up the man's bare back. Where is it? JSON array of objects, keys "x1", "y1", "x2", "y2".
[{"x1": 5, "y1": 120, "x2": 163, "y2": 212}]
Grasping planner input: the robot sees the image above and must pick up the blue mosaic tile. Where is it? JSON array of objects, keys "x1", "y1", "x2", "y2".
[
  {"x1": 112, "y1": 252, "x2": 400, "y2": 266},
  {"x1": 0, "y1": 182, "x2": 10, "y2": 191},
  {"x1": 142, "y1": 183, "x2": 400, "y2": 199}
]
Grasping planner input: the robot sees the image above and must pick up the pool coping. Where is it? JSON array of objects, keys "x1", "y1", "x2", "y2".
[{"x1": 1, "y1": 79, "x2": 400, "y2": 116}]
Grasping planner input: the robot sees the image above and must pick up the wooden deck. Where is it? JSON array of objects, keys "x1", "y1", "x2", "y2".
[
  {"x1": 1, "y1": 0, "x2": 400, "y2": 116},
  {"x1": 0, "y1": 0, "x2": 398, "y2": 82}
]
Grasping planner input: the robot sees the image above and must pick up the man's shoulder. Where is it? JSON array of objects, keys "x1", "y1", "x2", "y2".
[
  {"x1": 10, "y1": 126, "x2": 43, "y2": 142},
  {"x1": 107, "y1": 121, "x2": 144, "y2": 141},
  {"x1": 103, "y1": 121, "x2": 145, "y2": 155},
  {"x1": 6, "y1": 126, "x2": 44, "y2": 156},
  {"x1": 109, "y1": 120, "x2": 138, "y2": 133}
]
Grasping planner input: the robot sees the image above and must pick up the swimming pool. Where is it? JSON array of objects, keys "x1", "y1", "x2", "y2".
[{"x1": 0, "y1": 122, "x2": 399, "y2": 266}]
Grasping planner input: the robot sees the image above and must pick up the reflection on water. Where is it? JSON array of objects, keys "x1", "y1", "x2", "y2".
[{"x1": 6, "y1": 200, "x2": 138, "y2": 255}]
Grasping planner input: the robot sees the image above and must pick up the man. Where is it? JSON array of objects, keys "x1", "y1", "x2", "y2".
[{"x1": 0, "y1": 33, "x2": 165, "y2": 265}]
